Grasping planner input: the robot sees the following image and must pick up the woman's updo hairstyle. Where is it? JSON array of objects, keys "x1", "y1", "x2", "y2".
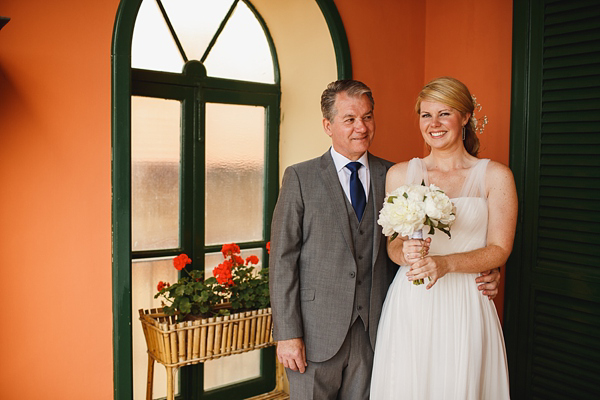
[{"x1": 415, "y1": 77, "x2": 479, "y2": 157}]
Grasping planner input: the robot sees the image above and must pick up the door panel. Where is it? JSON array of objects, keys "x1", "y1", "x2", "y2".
[{"x1": 505, "y1": 0, "x2": 600, "y2": 399}]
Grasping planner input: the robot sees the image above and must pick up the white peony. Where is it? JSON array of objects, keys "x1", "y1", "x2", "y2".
[{"x1": 377, "y1": 183, "x2": 455, "y2": 240}]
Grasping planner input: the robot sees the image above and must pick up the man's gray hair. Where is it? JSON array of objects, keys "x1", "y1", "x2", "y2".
[{"x1": 320, "y1": 80, "x2": 374, "y2": 121}]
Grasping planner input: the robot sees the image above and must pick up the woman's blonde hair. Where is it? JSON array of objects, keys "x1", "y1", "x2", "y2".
[{"x1": 415, "y1": 77, "x2": 479, "y2": 156}]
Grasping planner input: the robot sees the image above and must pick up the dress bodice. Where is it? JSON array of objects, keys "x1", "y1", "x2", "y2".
[{"x1": 405, "y1": 158, "x2": 490, "y2": 255}]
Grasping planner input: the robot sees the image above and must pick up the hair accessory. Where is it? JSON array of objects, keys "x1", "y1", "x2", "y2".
[{"x1": 471, "y1": 95, "x2": 488, "y2": 135}]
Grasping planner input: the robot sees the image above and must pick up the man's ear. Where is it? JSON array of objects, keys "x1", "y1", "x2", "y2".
[{"x1": 323, "y1": 118, "x2": 333, "y2": 137}]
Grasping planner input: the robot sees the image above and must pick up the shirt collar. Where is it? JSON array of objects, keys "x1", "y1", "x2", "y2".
[{"x1": 330, "y1": 147, "x2": 369, "y2": 173}]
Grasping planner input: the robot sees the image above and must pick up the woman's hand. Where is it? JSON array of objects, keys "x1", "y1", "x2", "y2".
[
  {"x1": 406, "y1": 253, "x2": 450, "y2": 289},
  {"x1": 401, "y1": 237, "x2": 431, "y2": 265}
]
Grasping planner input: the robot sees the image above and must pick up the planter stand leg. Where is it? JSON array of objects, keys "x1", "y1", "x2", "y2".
[
  {"x1": 166, "y1": 366, "x2": 176, "y2": 400},
  {"x1": 146, "y1": 355, "x2": 154, "y2": 400}
]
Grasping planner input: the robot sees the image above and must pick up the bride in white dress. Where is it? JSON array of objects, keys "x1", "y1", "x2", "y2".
[{"x1": 370, "y1": 77, "x2": 517, "y2": 399}]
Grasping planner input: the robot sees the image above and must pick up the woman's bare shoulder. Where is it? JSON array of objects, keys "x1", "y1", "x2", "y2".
[
  {"x1": 485, "y1": 160, "x2": 516, "y2": 195},
  {"x1": 386, "y1": 161, "x2": 411, "y2": 192}
]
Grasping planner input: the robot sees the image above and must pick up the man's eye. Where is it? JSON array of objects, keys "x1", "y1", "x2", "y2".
[
  {"x1": 346, "y1": 118, "x2": 354, "y2": 123},
  {"x1": 364, "y1": 115, "x2": 372, "y2": 121}
]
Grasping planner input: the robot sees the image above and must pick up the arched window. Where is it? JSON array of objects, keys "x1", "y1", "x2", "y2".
[{"x1": 120, "y1": 0, "x2": 279, "y2": 398}]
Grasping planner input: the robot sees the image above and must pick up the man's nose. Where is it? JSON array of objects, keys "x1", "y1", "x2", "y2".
[{"x1": 355, "y1": 118, "x2": 367, "y2": 132}]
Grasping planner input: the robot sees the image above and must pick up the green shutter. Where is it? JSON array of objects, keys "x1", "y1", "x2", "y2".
[{"x1": 506, "y1": 0, "x2": 600, "y2": 398}]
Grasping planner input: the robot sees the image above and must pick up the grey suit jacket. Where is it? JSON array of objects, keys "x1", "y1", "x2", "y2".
[{"x1": 269, "y1": 150, "x2": 398, "y2": 362}]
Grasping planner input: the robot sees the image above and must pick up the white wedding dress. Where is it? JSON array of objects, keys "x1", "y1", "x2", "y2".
[{"x1": 370, "y1": 158, "x2": 510, "y2": 399}]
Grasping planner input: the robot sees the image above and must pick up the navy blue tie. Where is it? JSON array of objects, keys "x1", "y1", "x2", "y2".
[{"x1": 346, "y1": 162, "x2": 366, "y2": 221}]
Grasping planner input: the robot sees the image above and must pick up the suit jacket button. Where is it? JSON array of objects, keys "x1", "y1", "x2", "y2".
[
  {"x1": 358, "y1": 255, "x2": 363, "y2": 260},
  {"x1": 357, "y1": 305, "x2": 363, "y2": 311},
  {"x1": 349, "y1": 272, "x2": 356, "y2": 278}
]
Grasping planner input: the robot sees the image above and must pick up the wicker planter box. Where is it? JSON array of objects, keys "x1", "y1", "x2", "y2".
[
  {"x1": 139, "y1": 307, "x2": 274, "y2": 367},
  {"x1": 139, "y1": 307, "x2": 276, "y2": 400}
]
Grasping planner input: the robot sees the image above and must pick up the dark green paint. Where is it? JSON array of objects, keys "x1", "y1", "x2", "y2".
[{"x1": 505, "y1": 0, "x2": 600, "y2": 398}]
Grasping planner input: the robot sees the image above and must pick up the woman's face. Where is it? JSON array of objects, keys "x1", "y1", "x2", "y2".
[{"x1": 419, "y1": 100, "x2": 470, "y2": 151}]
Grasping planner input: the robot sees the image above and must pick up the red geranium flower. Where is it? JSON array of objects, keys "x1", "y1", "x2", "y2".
[
  {"x1": 157, "y1": 281, "x2": 170, "y2": 291},
  {"x1": 266, "y1": 242, "x2": 270, "y2": 254},
  {"x1": 213, "y1": 262, "x2": 234, "y2": 287},
  {"x1": 246, "y1": 255, "x2": 259, "y2": 265},
  {"x1": 173, "y1": 254, "x2": 192, "y2": 271},
  {"x1": 233, "y1": 255, "x2": 244, "y2": 266},
  {"x1": 221, "y1": 243, "x2": 241, "y2": 257}
]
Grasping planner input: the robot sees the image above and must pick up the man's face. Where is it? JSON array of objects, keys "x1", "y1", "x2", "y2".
[{"x1": 323, "y1": 92, "x2": 375, "y2": 161}]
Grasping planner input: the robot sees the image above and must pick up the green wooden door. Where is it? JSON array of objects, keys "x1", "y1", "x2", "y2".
[{"x1": 505, "y1": 0, "x2": 600, "y2": 399}]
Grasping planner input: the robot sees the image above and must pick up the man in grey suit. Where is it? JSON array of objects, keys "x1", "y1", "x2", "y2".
[{"x1": 269, "y1": 80, "x2": 500, "y2": 399}]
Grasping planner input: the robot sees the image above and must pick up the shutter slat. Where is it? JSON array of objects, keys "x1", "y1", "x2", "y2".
[
  {"x1": 539, "y1": 196, "x2": 599, "y2": 212},
  {"x1": 540, "y1": 185, "x2": 600, "y2": 199},
  {"x1": 538, "y1": 217, "x2": 597, "y2": 234},
  {"x1": 542, "y1": 75, "x2": 600, "y2": 90},
  {"x1": 542, "y1": 144, "x2": 600, "y2": 155},
  {"x1": 545, "y1": 17, "x2": 600, "y2": 36},
  {"x1": 538, "y1": 258, "x2": 600, "y2": 281},
  {"x1": 540, "y1": 154, "x2": 600, "y2": 166},
  {"x1": 543, "y1": 63, "x2": 600, "y2": 80},
  {"x1": 538, "y1": 248, "x2": 598, "y2": 270},
  {"x1": 539, "y1": 237, "x2": 600, "y2": 257},
  {"x1": 546, "y1": 0, "x2": 600, "y2": 15},
  {"x1": 543, "y1": 41, "x2": 600, "y2": 58},
  {"x1": 540, "y1": 176, "x2": 600, "y2": 189},
  {"x1": 541, "y1": 133, "x2": 600, "y2": 145},
  {"x1": 544, "y1": 52, "x2": 600, "y2": 69},
  {"x1": 545, "y1": 6, "x2": 600, "y2": 25},
  {"x1": 540, "y1": 165, "x2": 600, "y2": 177},
  {"x1": 541, "y1": 109, "x2": 600, "y2": 123},
  {"x1": 541, "y1": 121, "x2": 597, "y2": 133},
  {"x1": 542, "y1": 98, "x2": 600, "y2": 112},
  {"x1": 544, "y1": 28, "x2": 600, "y2": 47},
  {"x1": 542, "y1": 86, "x2": 599, "y2": 101}
]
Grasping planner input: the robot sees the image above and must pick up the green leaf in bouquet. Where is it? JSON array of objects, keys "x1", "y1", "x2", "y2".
[{"x1": 387, "y1": 195, "x2": 397, "y2": 203}]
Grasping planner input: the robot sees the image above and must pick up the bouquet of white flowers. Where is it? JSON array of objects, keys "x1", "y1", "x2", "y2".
[{"x1": 377, "y1": 182, "x2": 456, "y2": 284}]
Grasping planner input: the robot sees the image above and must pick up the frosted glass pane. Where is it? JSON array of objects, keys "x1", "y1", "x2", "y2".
[
  {"x1": 203, "y1": 249, "x2": 263, "y2": 390},
  {"x1": 132, "y1": 0, "x2": 184, "y2": 73},
  {"x1": 204, "y1": 351, "x2": 261, "y2": 391},
  {"x1": 204, "y1": 1, "x2": 275, "y2": 83},
  {"x1": 132, "y1": 96, "x2": 181, "y2": 251},
  {"x1": 160, "y1": 0, "x2": 235, "y2": 62},
  {"x1": 132, "y1": 258, "x2": 180, "y2": 400},
  {"x1": 205, "y1": 103, "x2": 265, "y2": 245}
]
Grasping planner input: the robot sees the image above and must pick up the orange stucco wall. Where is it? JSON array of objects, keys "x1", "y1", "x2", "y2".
[
  {"x1": 0, "y1": 1, "x2": 118, "y2": 399},
  {"x1": 0, "y1": 0, "x2": 511, "y2": 397}
]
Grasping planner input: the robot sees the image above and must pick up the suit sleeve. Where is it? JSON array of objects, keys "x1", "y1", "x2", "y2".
[{"x1": 269, "y1": 166, "x2": 305, "y2": 341}]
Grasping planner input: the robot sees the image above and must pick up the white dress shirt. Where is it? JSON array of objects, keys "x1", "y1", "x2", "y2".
[{"x1": 330, "y1": 147, "x2": 370, "y2": 204}]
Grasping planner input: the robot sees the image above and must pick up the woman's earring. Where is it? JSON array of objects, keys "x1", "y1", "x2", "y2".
[{"x1": 462, "y1": 126, "x2": 466, "y2": 141}]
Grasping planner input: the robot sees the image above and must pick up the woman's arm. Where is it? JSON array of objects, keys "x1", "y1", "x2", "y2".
[{"x1": 406, "y1": 161, "x2": 518, "y2": 289}]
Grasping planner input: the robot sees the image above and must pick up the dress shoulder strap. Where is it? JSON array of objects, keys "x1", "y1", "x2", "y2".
[
  {"x1": 405, "y1": 158, "x2": 429, "y2": 186},
  {"x1": 460, "y1": 158, "x2": 490, "y2": 198}
]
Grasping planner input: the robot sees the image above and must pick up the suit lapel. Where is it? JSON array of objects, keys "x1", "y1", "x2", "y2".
[
  {"x1": 319, "y1": 151, "x2": 355, "y2": 254},
  {"x1": 369, "y1": 153, "x2": 387, "y2": 265}
]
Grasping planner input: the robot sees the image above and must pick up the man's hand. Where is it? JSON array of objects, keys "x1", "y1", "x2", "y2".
[
  {"x1": 276, "y1": 338, "x2": 308, "y2": 373},
  {"x1": 476, "y1": 268, "x2": 501, "y2": 300}
]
